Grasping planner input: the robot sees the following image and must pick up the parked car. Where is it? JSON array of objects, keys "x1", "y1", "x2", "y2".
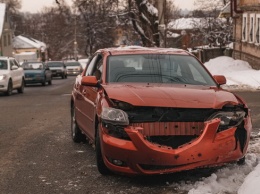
[
  {"x1": 22, "y1": 62, "x2": 52, "y2": 86},
  {"x1": 71, "y1": 46, "x2": 252, "y2": 176},
  {"x1": 46, "y1": 61, "x2": 67, "y2": 79},
  {"x1": 0, "y1": 56, "x2": 25, "y2": 96},
  {"x1": 65, "y1": 61, "x2": 82, "y2": 75}
]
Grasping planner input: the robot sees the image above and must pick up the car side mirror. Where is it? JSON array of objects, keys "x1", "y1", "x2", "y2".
[
  {"x1": 213, "y1": 75, "x2": 226, "y2": 85},
  {"x1": 81, "y1": 76, "x2": 99, "y2": 87},
  {"x1": 11, "y1": 66, "x2": 18, "y2": 70}
]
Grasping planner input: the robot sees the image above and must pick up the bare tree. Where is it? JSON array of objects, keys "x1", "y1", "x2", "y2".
[{"x1": 192, "y1": 0, "x2": 232, "y2": 47}]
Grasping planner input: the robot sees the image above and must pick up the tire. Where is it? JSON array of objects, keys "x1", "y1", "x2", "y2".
[
  {"x1": 5, "y1": 79, "x2": 13, "y2": 96},
  {"x1": 96, "y1": 124, "x2": 111, "y2": 175},
  {"x1": 237, "y1": 156, "x2": 246, "y2": 165},
  {"x1": 65, "y1": 74, "x2": 67, "y2": 79},
  {"x1": 71, "y1": 105, "x2": 85, "y2": 143},
  {"x1": 42, "y1": 77, "x2": 46, "y2": 86},
  {"x1": 17, "y1": 79, "x2": 24, "y2": 93},
  {"x1": 48, "y1": 79, "x2": 52, "y2": 85},
  {"x1": 62, "y1": 74, "x2": 65, "y2": 79}
]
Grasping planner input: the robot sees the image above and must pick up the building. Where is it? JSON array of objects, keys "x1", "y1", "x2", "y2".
[
  {"x1": 13, "y1": 35, "x2": 48, "y2": 63},
  {"x1": 0, "y1": 3, "x2": 13, "y2": 57},
  {"x1": 232, "y1": 0, "x2": 260, "y2": 69}
]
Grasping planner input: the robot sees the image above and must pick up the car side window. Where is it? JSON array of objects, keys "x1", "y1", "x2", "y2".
[
  {"x1": 91, "y1": 55, "x2": 103, "y2": 81},
  {"x1": 85, "y1": 55, "x2": 99, "y2": 76},
  {"x1": 13, "y1": 59, "x2": 20, "y2": 67},
  {"x1": 10, "y1": 60, "x2": 18, "y2": 69}
]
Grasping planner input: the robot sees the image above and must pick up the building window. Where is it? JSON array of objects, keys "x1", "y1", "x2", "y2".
[
  {"x1": 249, "y1": 14, "x2": 255, "y2": 43},
  {"x1": 256, "y1": 14, "x2": 260, "y2": 44},
  {"x1": 242, "y1": 13, "x2": 248, "y2": 42}
]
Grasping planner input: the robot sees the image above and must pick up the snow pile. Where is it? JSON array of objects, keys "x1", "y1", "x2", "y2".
[
  {"x1": 204, "y1": 56, "x2": 260, "y2": 90},
  {"x1": 170, "y1": 133, "x2": 260, "y2": 194}
]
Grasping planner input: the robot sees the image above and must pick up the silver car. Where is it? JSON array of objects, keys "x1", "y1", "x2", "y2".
[{"x1": 0, "y1": 57, "x2": 25, "y2": 96}]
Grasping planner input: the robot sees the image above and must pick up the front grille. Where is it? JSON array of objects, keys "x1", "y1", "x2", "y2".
[{"x1": 131, "y1": 122, "x2": 204, "y2": 136}]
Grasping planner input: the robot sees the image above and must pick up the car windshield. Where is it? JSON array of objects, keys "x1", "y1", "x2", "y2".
[
  {"x1": 0, "y1": 60, "x2": 7, "y2": 70},
  {"x1": 107, "y1": 54, "x2": 216, "y2": 86},
  {"x1": 47, "y1": 62, "x2": 63, "y2": 67},
  {"x1": 22, "y1": 63, "x2": 44, "y2": 70},
  {"x1": 65, "y1": 62, "x2": 80, "y2": 66}
]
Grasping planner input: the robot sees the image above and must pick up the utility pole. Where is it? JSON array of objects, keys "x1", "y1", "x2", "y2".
[
  {"x1": 157, "y1": 0, "x2": 166, "y2": 47},
  {"x1": 74, "y1": 15, "x2": 78, "y2": 60}
]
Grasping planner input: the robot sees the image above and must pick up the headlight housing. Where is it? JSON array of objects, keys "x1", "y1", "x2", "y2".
[
  {"x1": 101, "y1": 107, "x2": 129, "y2": 125},
  {"x1": 208, "y1": 111, "x2": 246, "y2": 128},
  {"x1": 0, "y1": 75, "x2": 7, "y2": 80}
]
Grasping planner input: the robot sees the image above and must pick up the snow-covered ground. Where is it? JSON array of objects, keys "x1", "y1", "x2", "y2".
[{"x1": 175, "y1": 56, "x2": 260, "y2": 194}]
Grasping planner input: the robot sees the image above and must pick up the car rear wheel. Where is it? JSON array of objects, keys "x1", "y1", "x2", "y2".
[
  {"x1": 96, "y1": 124, "x2": 111, "y2": 175},
  {"x1": 17, "y1": 79, "x2": 24, "y2": 93},
  {"x1": 5, "y1": 79, "x2": 13, "y2": 96},
  {"x1": 71, "y1": 105, "x2": 85, "y2": 143},
  {"x1": 42, "y1": 77, "x2": 46, "y2": 86}
]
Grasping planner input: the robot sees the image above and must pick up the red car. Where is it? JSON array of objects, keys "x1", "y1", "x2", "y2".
[{"x1": 71, "y1": 46, "x2": 252, "y2": 175}]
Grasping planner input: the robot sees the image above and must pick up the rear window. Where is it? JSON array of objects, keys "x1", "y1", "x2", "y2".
[
  {"x1": 47, "y1": 62, "x2": 63, "y2": 67},
  {"x1": 22, "y1": 62, "x2": 44, "y2": 70},
  {"x1": 65, "y1": 62, "x2": 81, "y2": 66}
]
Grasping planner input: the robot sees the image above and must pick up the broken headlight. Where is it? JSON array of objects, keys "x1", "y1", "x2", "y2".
[
  {"x1": 101, "y1": 107, "x2": 129, "y2": 125},
  {"x1": 209, "y1": 111, "x2": 246, "y2": 127}
]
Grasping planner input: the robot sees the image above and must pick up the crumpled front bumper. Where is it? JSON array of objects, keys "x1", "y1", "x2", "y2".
[{"x1": 100, "y1": 118, "x2": 252, "y2": 175}]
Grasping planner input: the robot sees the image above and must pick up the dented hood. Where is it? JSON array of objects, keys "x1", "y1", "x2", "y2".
[{"x1": 102, "y1": 83, "x2": 240, "y2": 109}]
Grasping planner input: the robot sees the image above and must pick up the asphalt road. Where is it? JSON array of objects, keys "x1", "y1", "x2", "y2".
[{"x1": 0, "y1": 77, "x2": 259, "y2": 194}]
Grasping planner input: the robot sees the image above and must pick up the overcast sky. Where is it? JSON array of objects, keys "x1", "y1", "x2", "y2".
[{"x1": 21, "y1": 0, "x2": 195, "y2": 13}]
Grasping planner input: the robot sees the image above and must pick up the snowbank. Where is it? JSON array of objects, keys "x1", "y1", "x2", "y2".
[{"x1": 204, "y1": 56, "x2": 260, "y2": 90}]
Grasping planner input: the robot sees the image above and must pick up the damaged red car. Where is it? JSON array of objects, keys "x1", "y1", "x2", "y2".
[{"x1": 70, "y1": 46, "x2": 252, "y2": 175}]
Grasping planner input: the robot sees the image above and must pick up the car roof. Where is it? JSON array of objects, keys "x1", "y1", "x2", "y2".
[
  {"x1": 97, "y1": 46, "x2": 191, "y2": 56},
  {"x1": 0, "y1": 56, "x2": 14, "y2": 60}
]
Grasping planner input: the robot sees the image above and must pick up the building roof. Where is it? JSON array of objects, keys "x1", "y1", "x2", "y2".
[
  {"x1": 13, "y1": 35, "x2": 47, "y2": 50},
  {"x1": 219, "y1": 2, "x2": 231, "y2": 18},
  {"x1": 0, "y1": 3, "x2": 6, "y2": 37}
]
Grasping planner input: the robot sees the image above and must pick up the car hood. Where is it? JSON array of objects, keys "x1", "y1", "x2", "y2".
[
  {"x1": 0, "y1": 70, "x2": 9, "y2": 75},
  {"x1": 66, "y1": 66, "x2": 80, "y2": 70},
  {"x1": 24, "y1": 70, "x2": 44, "y2": 74},
  {"x1": 102, "y1": 84, "x2": 240, "y2": 109},
  {"x1": 49, "y1": 67, "x2": 63, "y2": 70}
]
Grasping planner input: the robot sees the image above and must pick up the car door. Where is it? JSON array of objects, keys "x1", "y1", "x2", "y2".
[
  {"x1": 75, "y1": 53, "x2": 102, "y2": 140},
  {"x1": 9, "y1": 59, "x2": 21, "y2": 88}
]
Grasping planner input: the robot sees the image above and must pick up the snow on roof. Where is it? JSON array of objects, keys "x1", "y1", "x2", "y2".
[
  {"x1": 0, "y1": 3, "x2": 6, "y2": 37},
  {"x1": 13, "y1": 35, "x2": 46, "y2": 50},
  {"x1": 14, "y1": 51, "x2": 36, "y2": 56},
  {"x1": 219, "y1": 2, "x2": 231, "y2": 18},
  {"x1": 168, "y1": 18, "x2": 205, "y2": 30}
]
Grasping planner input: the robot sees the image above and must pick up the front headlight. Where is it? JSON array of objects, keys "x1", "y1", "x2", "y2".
[
  {"x1": 209, "y1": 111, "x2": 246, "y2": 127},
  {"x1": 0, "y1": 75, "x2": 7, "y2": 80},
  {"x1": 101, "y1": 107, "x2": 129, "y2": 125}
]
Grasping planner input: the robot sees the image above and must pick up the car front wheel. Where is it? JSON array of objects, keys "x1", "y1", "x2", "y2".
[
  {"x1": 71, "y1": 105, "x2": 85, "y2": 143},
  {"x1": 96, "y1": 124, "x2": 111, "y2": 175},
  {"x1": 17, "y1": 79, "x2": 24, "y2": 93},
  {"x1": 6, "y1": 79, "x2": 13, "y2": 96}
]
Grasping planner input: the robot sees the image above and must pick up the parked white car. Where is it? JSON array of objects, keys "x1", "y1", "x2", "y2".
[{"x1": 0, "y1": 56, "x2": 25, "y2": 96}]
